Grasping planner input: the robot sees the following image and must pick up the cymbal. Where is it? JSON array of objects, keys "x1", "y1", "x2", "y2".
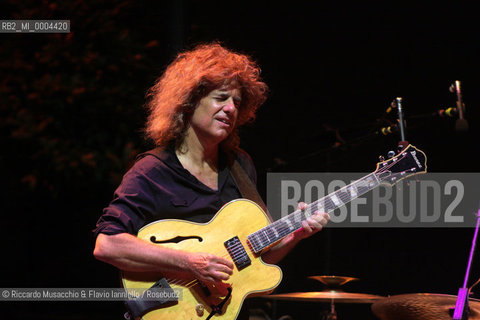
[
  {"x1": 308, "y1": 275, "x2": 359, "y2": 288},
  {"x1": 372, "y1": 293, "x2": 480, "y2": 320},
  {"x1": 264, "y1": 291, "x2": 384, "y2": 304}
]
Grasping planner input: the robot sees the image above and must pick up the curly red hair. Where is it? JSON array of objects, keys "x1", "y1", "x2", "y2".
[{"x1": 145, "y1": 43, "x2": 268, "y2": 151}]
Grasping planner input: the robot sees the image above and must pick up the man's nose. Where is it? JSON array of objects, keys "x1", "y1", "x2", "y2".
[{"x1": 223, "y1": 98, "x2": 236, "y2": 112}]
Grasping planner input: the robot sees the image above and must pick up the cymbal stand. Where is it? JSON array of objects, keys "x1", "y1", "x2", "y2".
[
  {"x1": 320, "y1": 298, "x2": 338, "y2": 320},
  {"x1": 453, "y1": 207, "x2": 480, "y2": 319},
  {"x1": 327, "y1": 299, "x2": 337, "y2": 320}
]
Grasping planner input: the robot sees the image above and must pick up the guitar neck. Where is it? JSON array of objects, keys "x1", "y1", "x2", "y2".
[{"x1": 247, "y1": 172, "x2": 381, "y2": 253}]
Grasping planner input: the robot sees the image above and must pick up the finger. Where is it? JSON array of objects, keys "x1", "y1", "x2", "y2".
[
  {"x1": 319, "y1": 216, "x2": 329, "y2": 227},
  {"x1": 201, "y1": 275, "x2": 216, "y2": 283},
  {"x1": 297, "y1": 202, "x2": 307, "y2": 211},
  {"x1": 306, "y1": 216, "x2": 325, "y2": 231},
  {"x1": 200, "y1": 269, "x2": 227, "y2": 283},
  {"x1": 301, "y1": 220, "x2": 313, "y2": 232},
  {"x1": 308, "y1": 220, "x2": 322, "y2": 231},
  {"x1": 211, "y1": 270, "x2": 231, "y2": 281},
  {"x1": 215, "y1": 263, "x2": 234, "y2": 275},
  {"x1": 319, "y1": 212, "x2": 330, "y2": 226},
  {"x1": 211, "y1": 256, "x2": 234, "y2": 270},
  {"x1": 312, "y1": 212, "x2": 330, "y2": 226}
]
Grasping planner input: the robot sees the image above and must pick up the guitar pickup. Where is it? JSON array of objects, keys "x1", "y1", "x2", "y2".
[{"x1": 224, "y1": 236, "x2": 251, "y2": 270}]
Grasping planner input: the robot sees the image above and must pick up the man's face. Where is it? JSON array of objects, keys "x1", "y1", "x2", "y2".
[{"x1": 189, "y1": 86, "x2": 242, "y2": 146}]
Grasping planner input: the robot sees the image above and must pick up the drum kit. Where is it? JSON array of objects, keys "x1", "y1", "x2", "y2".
[{"x1": 260, "y1": 275, "x2": 480, "y2": 320}]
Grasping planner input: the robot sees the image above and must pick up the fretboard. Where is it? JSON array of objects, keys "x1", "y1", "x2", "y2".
[{"x1": 247, "y1": 172, "x2": 380, "y2": 253}]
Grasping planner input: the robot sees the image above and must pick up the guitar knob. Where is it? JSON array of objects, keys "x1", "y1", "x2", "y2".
[
  {"x1": 196, "y1": 303, "x2": 205, "y2": 317},
  {"x1": 387, "y1": 151, "x2": 396, "y2": 159}
]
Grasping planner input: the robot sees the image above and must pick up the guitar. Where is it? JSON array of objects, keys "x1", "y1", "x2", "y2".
[{"x1": 121, "y1": 144, "x2": 427, "y2": 320}]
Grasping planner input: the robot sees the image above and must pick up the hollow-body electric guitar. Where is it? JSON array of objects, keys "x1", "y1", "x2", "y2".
[{"x1": 121, "y1": 144, "x2": 427, "y2": 320}]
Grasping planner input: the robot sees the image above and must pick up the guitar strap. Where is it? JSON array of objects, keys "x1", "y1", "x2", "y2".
[{"x1": 229, "y1": 158, "x2": 273, "y2": 223}]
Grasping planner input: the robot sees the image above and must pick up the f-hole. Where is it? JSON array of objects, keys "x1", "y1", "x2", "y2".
[{"x1": 150, "y1": 235, "x2": 203, "y2": 244}]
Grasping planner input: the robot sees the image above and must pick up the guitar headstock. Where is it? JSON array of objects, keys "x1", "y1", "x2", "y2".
[{"x1": 374, "y1": 144, "x2": 427, "y2": 186}]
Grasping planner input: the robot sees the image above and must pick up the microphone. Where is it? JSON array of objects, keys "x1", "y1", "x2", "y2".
[
  {"x1": 450, "y1": 80, "x2": 468, "y2": 132},
  {"x1": 377, "y1": 124, "x2": 398, "y2": 136},
  {"x1": 436, "y1": 107, "x2": 458, "y2": 118}
]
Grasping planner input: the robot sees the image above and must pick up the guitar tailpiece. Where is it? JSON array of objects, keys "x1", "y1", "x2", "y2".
[{"x1": 205, "y1": 287, "x2": 232, "y2": 320}]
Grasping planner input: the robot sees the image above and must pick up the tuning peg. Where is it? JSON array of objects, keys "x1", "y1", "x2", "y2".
[
  {"x1": 387, "y1": 151, "x2": 396, "y2": 159},
  {"x1": 378, "y1": 155, "x2": 385, "y2": 162}
]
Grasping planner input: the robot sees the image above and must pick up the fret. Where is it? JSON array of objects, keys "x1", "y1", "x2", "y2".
[
  {"x1": 269, "y1": 223, "x2": 283, "y2": 242},
  {"x1": 309, "y1": 202, "x2": 319, "y2": 213},
  {"x1": 287, "y1": 211, "x2": 304, "y2": 229},
  {"x1": 246, "y1": 146, "x2": 426, "y2": 254},
  {"x1": 254, "y1": 233, "x2": 264, "y2": 249},
  {"x1": 336, "y1": 189, "x2": 351, "y2": 204},
  {"x1": 271, "y1": 225, "x2": 279, "y2": 239},
  {"x1": 310, "y1": 201, "x2": 325, "y2": 214},
  {"x1": 323, "y1": 196, "x2": 335, "y2": 212},
  {"x1": 330, "y1": 193, "x2": 342, "y2": 207},
  {"x1": 284, "y1": 218, "x2": 294, "y2": 231},
  {"x1": 249, "y1": 173, "x2": 382, "y2": 253},
  {"x1": 265, "y1": 226, "x2": 278, "y2": 243},
  {"x1": 347, "y1": 185, "x2": 358, "y2": 198},
  {"x1": 262, "y1": 229, "x2": 271, "y2": 243},
  {"x1": 275, "y1": 220, "x2": 292, "y2": 239},
  {"x1": 248, "y1": 233, "x2": 263, "y2": 252}
]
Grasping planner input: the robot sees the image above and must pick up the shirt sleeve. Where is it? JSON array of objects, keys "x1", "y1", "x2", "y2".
[{"x1": 92, "y1": 159, "x2": 159, "y2": 238}]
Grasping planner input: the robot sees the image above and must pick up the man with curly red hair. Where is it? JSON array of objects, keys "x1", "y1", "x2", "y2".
[{"x1": 93, "y1": 43, "x2": 329, "y2": 319}]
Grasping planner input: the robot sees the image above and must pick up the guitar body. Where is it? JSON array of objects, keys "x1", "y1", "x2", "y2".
[{"x1": 122, "y1": 199, "x2": 283, "y2": 320}]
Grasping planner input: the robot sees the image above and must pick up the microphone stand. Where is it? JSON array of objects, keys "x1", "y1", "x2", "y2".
[
  {"x1": 453, "y1": 80, "x2": 469, "y2": 132},
  {"x1": 453, "y1": 208, "x2": 480, "y2": 319},
  {"x1": 395, "y1": 97, "x2": 409, "y2": 152}
]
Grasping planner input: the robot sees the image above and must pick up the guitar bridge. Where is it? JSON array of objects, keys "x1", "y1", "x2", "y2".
[{"x1": 224, "y1": 236, "x2": 251, "y2": 270}]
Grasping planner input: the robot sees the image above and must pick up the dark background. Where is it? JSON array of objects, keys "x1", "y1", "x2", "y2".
[{"x1": 1, "y1": 1, "x2": 479, "y2": 319}]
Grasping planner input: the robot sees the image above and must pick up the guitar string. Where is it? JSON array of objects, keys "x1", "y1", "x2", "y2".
[
  {"x1": 164, "y1": 181, "x2": 401, "y2": 291},
  {"x1": 248, "y1": 153, "x2": 413, "y2": 251},
  {"x1": 166, "y1": 231, "x2": 275, "y2": 289},
  {"x1": 167, "y1": 235, "x2": 267, "y2": 287},
  {"x1": 153, "y1": 152, "x2": 413, "y2": 290},
  {"x1": 250, "y1": 175, "x2": 378, "y2": 245},
  {"x1": 166, "y1": 240, "x2": 247, "y2": 288},
  {"x1": 249, "y1": 178, "x2": 371, "y2": 248},
  {"x1": 257, "y1": 154, "x2": 405, "y2": 240},
  {"x1": 247, "y1": 154, "x2": 410, "y2": 248},
  {"x1": 163, "y1": 254, "x2": 230, "y2": 288},
  {"x1": 211, "y1": 154, "x2": 408, "y2": 256},
  {"x1": 138, "y1": 236, "x2": 263, "y2": 290},
  {"x1": 163, "y1": 245, "x2": 239, "y2": 289}
]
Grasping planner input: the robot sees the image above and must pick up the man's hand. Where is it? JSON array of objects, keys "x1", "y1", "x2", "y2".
[
  {"x1": 186, "y1": 252, "x2": 234, "y2": 283},
  {"x1": 293, "y1": 202, "x2": 330, "y2": 240}
]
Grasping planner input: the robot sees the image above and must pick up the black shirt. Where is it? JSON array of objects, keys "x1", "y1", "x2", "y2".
[{"x1": 93, "y1": 146, "x2": 257, "y2": 238}]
